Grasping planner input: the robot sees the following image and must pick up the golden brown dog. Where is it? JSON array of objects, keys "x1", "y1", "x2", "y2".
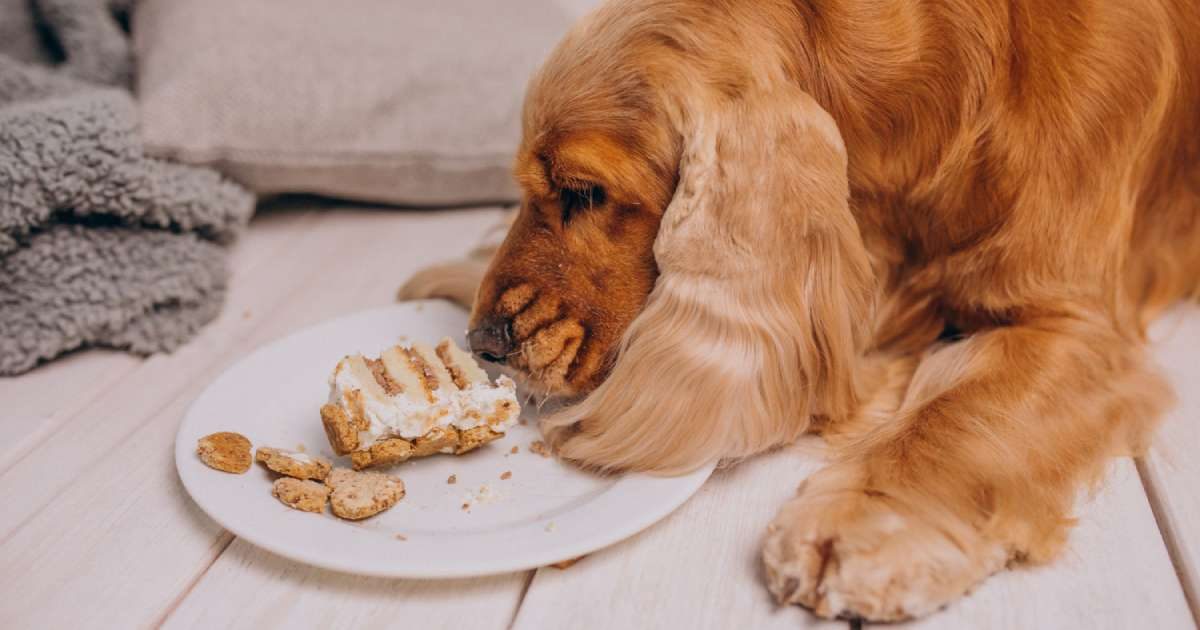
[{"x1": 401, "y1": 0, "x2": 1200, "y2": 620}]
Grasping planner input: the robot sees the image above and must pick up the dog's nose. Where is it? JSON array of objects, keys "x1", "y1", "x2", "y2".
[{"x1": 467, "y1": 318, "x2": 514, "y2": 364}]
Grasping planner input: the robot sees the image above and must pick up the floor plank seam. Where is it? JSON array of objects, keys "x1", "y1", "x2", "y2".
[
  {"x1": 1134, "y1": 456, "x2": 1200, "y2": 627},
  {"x1": 150, "y1": 531, "x2": 236, "y2": 629},
  {"x1": 507, "y1": 569, "x2": 538, "y2": 629}
]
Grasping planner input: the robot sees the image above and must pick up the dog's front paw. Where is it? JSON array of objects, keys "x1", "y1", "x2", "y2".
[{"x1": 762, "y1": 489, "x2": 1006, "y2": 621}]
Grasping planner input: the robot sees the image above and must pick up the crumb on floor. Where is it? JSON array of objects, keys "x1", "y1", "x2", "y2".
[
  {"x1": 500, "y1": 471, "x2": 512, "y2": 480},
  {"x1": 447, "y1": 474, "x2": 457, "y2": 484},
  {"x1": 529, "y1": 440, "x2": 550, "y2": 457},
  {"x1": 395, "y1": 533, "x2": 407, "y2": 541},
  {"x1": 461, "y1": 502, "x2": 471, "y2": 511},
  {"x1": 510, "y1": 445, "x2": 519, "y2": 454},
  {"x1": 550, "y1": 556, "x2": 584, "y2": 570}
]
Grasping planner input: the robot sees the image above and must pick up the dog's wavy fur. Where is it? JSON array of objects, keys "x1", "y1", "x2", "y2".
[{"x1": 402, "y1": 0, "x2": 1200, "y2": 620}]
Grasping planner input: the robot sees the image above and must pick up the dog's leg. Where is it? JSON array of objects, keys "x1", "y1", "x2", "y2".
[
  {"x1": 762, "y1": 310, "x2": 1172, "y2": 621},
  {"x1": 396, "y1": 210, "x2": 514, "y2": 309},
  {"x1": 396, "y1": 250, "x2": 494, "y2": 309}
]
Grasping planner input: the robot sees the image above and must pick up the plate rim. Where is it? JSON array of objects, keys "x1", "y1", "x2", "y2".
[{"x1": 174, "y1": 301, "x2": 715, "y2": 579}]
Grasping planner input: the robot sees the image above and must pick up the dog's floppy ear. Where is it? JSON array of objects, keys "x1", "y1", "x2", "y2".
[{"x1": 542, "y1": 87, "x2": 875, "y2": 473}]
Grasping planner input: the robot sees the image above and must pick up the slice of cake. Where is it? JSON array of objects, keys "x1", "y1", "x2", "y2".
[{"x1": 320, "y1": 337, "x2": 520, "y2": 470}]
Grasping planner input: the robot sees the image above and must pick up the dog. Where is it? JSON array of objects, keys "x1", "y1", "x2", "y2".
[{"x1": 401, "y1": 0, "x2": 1200, "y2": 620}]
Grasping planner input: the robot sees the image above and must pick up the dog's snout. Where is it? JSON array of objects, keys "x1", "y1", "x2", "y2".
[{"x1": 467, "y1": 319, "x2": 515, "y2": 364}]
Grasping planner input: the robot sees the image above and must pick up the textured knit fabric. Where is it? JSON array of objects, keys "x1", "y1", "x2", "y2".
[{"x1": 0, "y1": 0, "x2": 254, "y2": 375}]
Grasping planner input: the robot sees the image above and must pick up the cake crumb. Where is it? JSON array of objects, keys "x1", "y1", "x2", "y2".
[
  {"x1": 529, "y1": 440, "x2": 550, "y2": 457},
  {"x1": 500, "y1": 471, "x2": 512, "y2": 480},
  {"x1": 519, "y1": 418, "x2": 528, "y2": 426},
  {"x1": 461, "y1": 502, "x2": 471, "y2": 511},
  {"x1": 447, "y1": 474, "x2": 457, "y2": 484},
  {"x1": 296, "y1": 443, "x2": 307, "y2": 453},
  {"x1": 394, "y1": 533, "x2": 408, "y2": 541},
  {"x1": 462, "y1": 483, "x2": 501, "y2": 506},
  {"x1": 510, "y1": 445, "x2": 519, "y2": 454},
  {"x1": 551, "y1": 556, "x2": 584, "y2": 570}
]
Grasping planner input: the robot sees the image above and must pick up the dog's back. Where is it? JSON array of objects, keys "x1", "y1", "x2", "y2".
[
  {"x1": 1125, "y1": 0, "x2": 1200, "y2": 316},
  {"x1": 776, "y1": 0, "x2": 1200, "y2": 323}
]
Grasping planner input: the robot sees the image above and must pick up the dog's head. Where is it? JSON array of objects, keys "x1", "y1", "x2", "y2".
[
  {"x1": 466, "y1": 20, "x2": 680, "y2": 396},
  {"x1": 468, "y1": 13, "x2": 875, "y2": 471},
  {"x1": 467, "y1": 136, "x2": 672, "y2": 395}
]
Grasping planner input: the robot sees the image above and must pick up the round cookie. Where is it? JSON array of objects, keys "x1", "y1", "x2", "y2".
[
  {"x1": 196, "y1": 431, "x2": 252, "y2": 473},
  {"x1": 325, "y1": 468, "x2": 406, "y2": 520},
  {"x1": 256, "y1": 447, "x2": 332, "y2": 480}
]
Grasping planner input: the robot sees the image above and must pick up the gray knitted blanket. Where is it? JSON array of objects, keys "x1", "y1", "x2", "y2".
[{"x1": 0, "y1": 0, "x2": 254, "y2": 375}]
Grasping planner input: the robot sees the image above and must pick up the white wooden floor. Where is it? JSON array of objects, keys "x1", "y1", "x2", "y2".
[{"x1": 1, "y1": 202, "x2": 1197, "y2": 630}]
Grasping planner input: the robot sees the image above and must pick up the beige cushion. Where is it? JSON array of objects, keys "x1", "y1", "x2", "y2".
[{"x1": 134, "y1": 0, "x2": 596, "y2": 205}]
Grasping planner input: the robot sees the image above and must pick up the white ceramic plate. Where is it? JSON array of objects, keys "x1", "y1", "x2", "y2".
[{"x1": 175, "y1": 301, "x2": 714, "y2": 578}]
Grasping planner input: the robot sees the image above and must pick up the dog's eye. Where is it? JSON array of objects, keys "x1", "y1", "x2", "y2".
[{"x1": 559, "y1": 184, "x2": 606, "y2": 224}]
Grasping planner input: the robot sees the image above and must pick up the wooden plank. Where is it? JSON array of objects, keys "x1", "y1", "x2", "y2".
[
  {"x1": 882, "y1": 459, "x2": 1193, "y2": 630},
  {"x1": 161, "y1": 539, "x2": 527, "y2": 630},
  {"x1": 1141, "y1": 304, "x2": 1200, "y2": 621},
  {"x1": 0, "y1": 206, "x2": 315, "y2": 472},
  {"x1": 512, "y1": 441, "x2": 846, "y2": 630},
  {"x1": 0, "y1": 351, "x2": 139, "y2": 470},
  {"x1": 0, "y1": 207, "x2": 507, "y2": 628}
]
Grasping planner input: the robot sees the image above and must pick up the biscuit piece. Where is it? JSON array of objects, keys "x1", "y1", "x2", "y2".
[
  {"x1": 325, "y1": 468, "x2": 406, "y2": 520},
  {"x1": 196, "y1": 432, "x2": 252, "y2": 473},
  {"x1": 410, "y1": 426, "x2": 460, "y2": 457},
  {"x1": 272, "y1": 478, "x2": 330, "y2": 513},
  {"x1": 321, "y1": 402, "x2": 361, "y2": 455},
  {"x1": 350, "y1": 438, "x2": 414, "y2": 470},
  {"x1": 256, "y1": 447, "x2": 332, "y2": 480},
  {"x1": 456, "y1": 426, "x2": 503, "y2": 454}
]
